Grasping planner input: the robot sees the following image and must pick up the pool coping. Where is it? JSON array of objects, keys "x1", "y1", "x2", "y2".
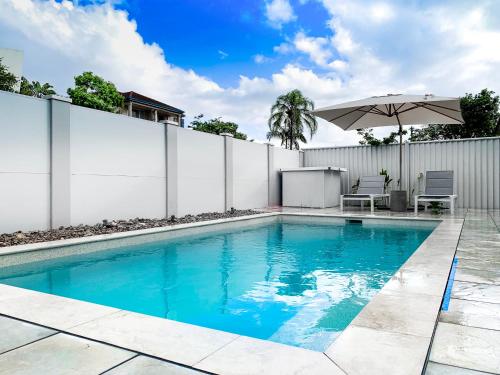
[{"x1": 0, "y1": 212, "x2": 463, "y2": 375}]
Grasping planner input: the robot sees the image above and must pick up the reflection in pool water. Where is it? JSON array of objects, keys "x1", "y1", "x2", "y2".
[{"x1": 0, "y1": 219, "x2": 434, "y2": 351}]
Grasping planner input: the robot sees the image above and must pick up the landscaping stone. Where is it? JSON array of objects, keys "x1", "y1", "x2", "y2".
[{"x1": 0, "y1": 210, "x2": 258, "y2": 247}]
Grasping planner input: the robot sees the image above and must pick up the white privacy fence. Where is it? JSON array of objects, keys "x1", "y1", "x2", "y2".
[
  {"x1": 2, "y1": 90, "x2": 498, "y2": 233},
  {"x1": 0, "y1": 91, "x2": 300, "y2": 233},
  {"x1": 304, "y1": 137, "x2": 500, "y2": 209}
]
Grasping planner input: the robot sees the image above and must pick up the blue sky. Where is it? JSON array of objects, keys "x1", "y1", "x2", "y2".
[
  {"x1": 118, "y1": 0, "x2": 332, "y2": 86},
  {"x1": 1, "y1": 0, "x2": 499, "y2": 146}
]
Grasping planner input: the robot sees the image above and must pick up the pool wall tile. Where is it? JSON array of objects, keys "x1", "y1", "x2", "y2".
[
  {"x1": 0, "y1": 213, "x2": 279, "y2": 267},
  {"x1": 280, "y1": 213, "x2": 440, "y2": 228}
]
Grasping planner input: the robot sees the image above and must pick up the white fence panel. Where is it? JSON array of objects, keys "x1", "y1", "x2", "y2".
[
  {"x1": 70, "y1": 105, "x2": 167, "y2": 225},
  {"x1": 177, "y1": 128, "x2": 225, "y2": 216},
  {"x1": 0, "y1": 91, "x2": 302, "y2": 233},
  {"x1": 232, "y1": 139, "x2": 269, "y2": 210},
  {"x1": 304, "y1": 137, "x2": 500, "y2": 209},
  {"x1": 0, "y1": 92, "x2": 51, "y2": 232},
  {"x1": 269, "y1": 147, "x2": 301, "y2": 206}
]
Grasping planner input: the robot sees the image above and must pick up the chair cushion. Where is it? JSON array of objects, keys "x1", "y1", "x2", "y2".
[
  {"x1": 357, "y1": 176, "x2": 385, "y2": 194},
  {"x1": 425, "y1": 171, "x2": 454, "y2": 195}
]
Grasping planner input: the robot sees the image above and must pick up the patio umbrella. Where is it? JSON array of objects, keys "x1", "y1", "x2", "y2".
[{"x1": 311, "y1": 94, "x2": 464, "y2": 189}]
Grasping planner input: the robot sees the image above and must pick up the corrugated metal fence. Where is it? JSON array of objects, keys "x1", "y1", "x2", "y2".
[{"x1": 304, "y1": 137, "x2": 500, "y2": 209}]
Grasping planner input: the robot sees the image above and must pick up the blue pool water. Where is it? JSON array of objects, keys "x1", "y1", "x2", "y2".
[{"x1": 0, "y1": 218, "x2": 435, "y2": 350}]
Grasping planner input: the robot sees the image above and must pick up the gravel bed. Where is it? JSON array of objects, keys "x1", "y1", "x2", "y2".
[{"x1": 0, "y1": 209, "x2": 259, "y2": 247}]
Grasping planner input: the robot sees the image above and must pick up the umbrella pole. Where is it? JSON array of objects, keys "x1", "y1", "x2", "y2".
[
  {"x1": 399, "y1": 123, "x2": 402, "y2": 189},
  {"x1": 395, "y1": 111, "x2": 403, "y2": 190}
]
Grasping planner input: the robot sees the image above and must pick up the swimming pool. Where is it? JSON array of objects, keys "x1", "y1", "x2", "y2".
[{"x1": 0, "y1": 216, "x2": 436, "y2": 351}]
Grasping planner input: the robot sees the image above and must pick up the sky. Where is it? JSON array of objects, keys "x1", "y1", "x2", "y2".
[{"x1": 0, "y1": 0, "x2": 499, "y2": 147}]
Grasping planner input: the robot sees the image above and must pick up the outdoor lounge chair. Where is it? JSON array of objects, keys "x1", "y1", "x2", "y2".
[
  {"x1": 340, "y1": 176, "x2": 389, "y2": 213},
  {"x1": 414, "y1": 171, "x2": 457, "y2": 215}
]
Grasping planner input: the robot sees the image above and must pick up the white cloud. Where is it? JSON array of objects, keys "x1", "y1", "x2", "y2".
[
  {"x1": 293, "y1": 32, "x2": 333, "y2": 67},
  {"x1": 273, "y1": 41, "x2": 293, "y2": 54},
  {"x1": 254, "y1": 54, "x2": 272, "y2": 64},
  {"x1": 369, "y1": 3, "x2": 395, "y2": 23},
  {"x1": 1, "y1": 0, "x2": 500, "y2": 149},
  {"x1": 318, "y1": 0, "x2": 500, "y2": 97},
  {"x1": 0, "y1": 0, "x2": 356, "y2": 146},
  {"x1": 328, "y1": 59, "x2": 348, "y2": 71},
  {"x1": 218, "y1": 50, "x2": 229, "y2": 59},
  {"x1": 264, "y1": 0, "x2": 296, "y2": 28}
]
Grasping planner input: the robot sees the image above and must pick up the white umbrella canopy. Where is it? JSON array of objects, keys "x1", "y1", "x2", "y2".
[
  {"x1": 311, "y1": 94, "x2": 464, "y2": 195},
  {"x1": 311, "y1": 94, "x2": 464, "y2": 130}
]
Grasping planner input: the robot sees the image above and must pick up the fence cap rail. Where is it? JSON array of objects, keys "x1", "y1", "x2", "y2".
[
  {"x1": 303, "y1": 136, "x2": 500, "y2": 151},
  {"x1": 280, "y1": 166, "x2": 347, "y2": 172}
]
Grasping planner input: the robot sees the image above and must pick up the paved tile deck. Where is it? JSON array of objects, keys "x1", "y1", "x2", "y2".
[
  {"x1": 427, "y1": 209, "x2": 500, "y2": 374},
  {"x1": 105, "y1": 355, "x2": 203, "y2": 374},
  {"x1": 68, "y1": 310, "x2": 239, "y2": 367},
  {"x1": 0, "y1": 316, "x2": 206, "y2": 374},
  {"x1": 0, "y1": 316, "x2": 56, "y2": 354}
]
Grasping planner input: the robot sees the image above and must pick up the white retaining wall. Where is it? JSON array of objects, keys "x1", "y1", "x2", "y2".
[
  {"x1": 232, "y1": 138, "x2": 269, "y2": 210},
  {"x1": 0, "y1": 94, "x2": 51, "y2": 233},
  {"x1": 70, "y1": 105, "x2": 167, "y2": 225},
  {"x1": 0, "y1": 91, "x2": 300, "y2": 233},
  {"x1": 304, "y1": 137, "x2": 500, "y2": 209},
  {"x1": 269, "y1": 147, "x2": 302, "y2": 206},
  {"x1": 176, "y1": 127, "x2": 225, "y2": 216}
]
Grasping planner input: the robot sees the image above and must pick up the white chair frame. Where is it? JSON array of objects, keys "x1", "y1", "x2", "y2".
[
  {"x1": 414, "y1": 195, "x2": 457, "y2": 215},
  {"x1": 341, "y1": 194, "x2": 390, "y2": 214}
]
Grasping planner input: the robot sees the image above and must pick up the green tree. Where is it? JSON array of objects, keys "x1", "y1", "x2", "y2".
[
  {"x1": 67, "y1": 72, "x2": 123, "y2": 112},
  {"x1": 19, "y1": 77, "x2": 56, "y2": 98},
  {"x1": 267, "y1": 89, "x2": 317, "y2": 150},
  {"x1": 190, "y1": 114, "x2": 248, "y2": 140},
  {"x1": 410, "y1": 89, "x2": 500, "y2": 141},
  {"x1": 358, "y1": 128, "x2": 407, "y2": 146},
  {"x1": 0, "y1": 58, "x2": 17, "y2": 92}
]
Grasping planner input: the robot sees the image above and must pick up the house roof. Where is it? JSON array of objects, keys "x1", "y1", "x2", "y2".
[{"x1": 121, "y1": 91, "x2": 184, "y2": 115}]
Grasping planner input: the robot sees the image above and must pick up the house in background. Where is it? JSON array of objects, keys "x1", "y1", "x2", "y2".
[
  {"x1": 120, "y1": 91, "x2": 184, "y2": 127},
  {"x1": 0, "y1": 47, "x2": 24, "y2": 92}
]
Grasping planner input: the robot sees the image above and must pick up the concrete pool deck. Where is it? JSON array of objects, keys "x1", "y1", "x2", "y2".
[
  {"x1": 426, "y1": 209, "x2": 500, "y2": 374},
  {"x1": 0, "y1": 315, "x2": 203, "y2": 374},
  {"x1": 0, "y1": 208, "x2": 494, "y2": 374}
]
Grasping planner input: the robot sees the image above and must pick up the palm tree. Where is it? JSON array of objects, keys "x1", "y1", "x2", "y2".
[
  {"x1": 267, "y1": 89, "x2": 318, "y2": 150},
  {"x1": 20, "y1": 77, "x2": 56, "y2": 98}
]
